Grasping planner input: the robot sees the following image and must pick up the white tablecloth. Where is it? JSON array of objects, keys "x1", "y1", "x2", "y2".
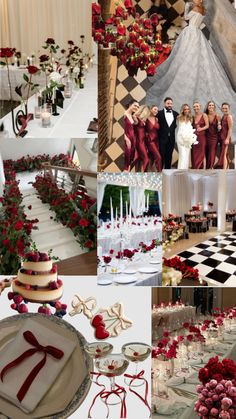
[
  {"x1": 152, "y1": 306, "x2": 196, "y2": 339},
  {"x1": 0, "y1": 66, "x2": 46, "y2": 101},
  {"x1": 0, "y1": 66, "x2": 97, "y2": 138},
  {"x1": 98, "y1": 221, "x2": 162, "y2": 255},
  {"x1": 98, "y1": 249, "x2": 162, "y2": 286}
]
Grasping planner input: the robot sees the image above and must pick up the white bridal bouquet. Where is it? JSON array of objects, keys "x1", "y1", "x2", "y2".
[
  {"x1": 162, "y1": 267, "x2": 182, "y2": 286},
  {"x1": 178, "y1": 124, "x2": 198, "y2": 148}
]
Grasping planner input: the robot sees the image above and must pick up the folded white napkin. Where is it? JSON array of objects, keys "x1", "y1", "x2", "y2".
[
  {"x1": 154, "y1": 397, "x2": 187, "y2": 415},
  {"x1": 223, "y1": 333, "x2": 236, "y2": 342},
  {"x1": 0, "y1": 319, "x2": 76, "y2": 413},
  {"x1": 166, "y1": 372, "x2": 198, "y2": 387}
]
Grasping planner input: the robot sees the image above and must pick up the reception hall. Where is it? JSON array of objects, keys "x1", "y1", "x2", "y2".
[
  {"x1": 152, "y1": 287, "x2": 236, "y2": 418},
  {"x1": 0, "y1": 0, "x2": 97, "y2": 138},
  {"x1": 162, "y1": 170, "x2": 236, "y2": 287},
  {"x1": 97, "y1": 173, "x2": 162, "y2": 286}
]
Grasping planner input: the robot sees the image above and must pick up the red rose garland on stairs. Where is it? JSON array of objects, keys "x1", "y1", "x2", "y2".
[{"x1": 92, "y1": 1, "x2": 171, "y2": 76}]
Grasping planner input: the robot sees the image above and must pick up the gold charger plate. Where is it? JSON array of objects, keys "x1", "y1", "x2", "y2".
[{"x1": 0, "y1": 314, "x2": 92, "y2": 418}]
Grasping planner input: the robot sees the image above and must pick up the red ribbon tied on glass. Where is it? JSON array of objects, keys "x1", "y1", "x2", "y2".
[
  {"x1": 124, "y1": 370, "x2": 151, "y2": 417},
  {"x1": 0, "y1": 330, "x2": 64, "y2": 402}
]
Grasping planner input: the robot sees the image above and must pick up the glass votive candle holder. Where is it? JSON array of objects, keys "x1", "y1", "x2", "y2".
[
  {"x1": 34, "y1": 106, "x2": 41, "y2": 119},
  {"x1": 41, "y1": 110, "x2": 51, "y2": 128}
]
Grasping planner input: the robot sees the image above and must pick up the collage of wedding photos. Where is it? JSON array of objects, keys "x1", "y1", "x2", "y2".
[{"x1": 0, "y1": 1, "x2": 236, "y2": 418}]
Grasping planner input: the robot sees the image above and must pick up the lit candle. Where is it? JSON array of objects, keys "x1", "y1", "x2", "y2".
[
  {"x1": 125, "y1": 201, "x2": 128, "y2": 219},
  {"x1": 129, "y1": 202, "x2": 132, "y2": 220},
  {"x1": 147, "y1": 194, "x2": 149, "y2": 211},
  {"x1": 110, "y1": 197, "x2": 114, "y2": 229},
  {"x1": 120, "y1": 190, "x2": 123, "y2": 226},
  {"x1": 41, "y1": 111, "x2": 51, "y2": 127}
]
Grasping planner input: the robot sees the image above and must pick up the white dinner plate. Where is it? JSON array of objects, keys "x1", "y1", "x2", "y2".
[
  {"x1": 149, "y1": 260, "x2": 161, "y2": 265},
  {"x1": 122, "y1": 269, "x2": 137, "y2": 274},
  {"x1": 114, "y1": 275, "x2": 138, "y2": 284},
  {"x1": 97, "y1": 278, "x2": 112, "y2": 285},
  {"x1": 138, "y1": 267, "x2": 159, "y2": 274}
]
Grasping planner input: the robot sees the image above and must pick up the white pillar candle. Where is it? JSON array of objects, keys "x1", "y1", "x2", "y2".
[
  {"x1": 120, "y1": 190, "x2": 123, "y2": 226},
  {"x1": 147, "y1": 194, "x2": 149, "y2": 212},
  {"x1": 110, "y1": 197, "x2": 114, "y2": 228},
  {"x1": 115, "y1": 207, "x2": 118, "y2": 224},
  {"x1": 97, "y1": 246, "x2": 103, "y2": 258},
  {"x1": 129, "y1": 202, "x2": 132, "y2": 220},
  {"x1": 125, "y1": 201, "x2": 128, "y2": 219}
]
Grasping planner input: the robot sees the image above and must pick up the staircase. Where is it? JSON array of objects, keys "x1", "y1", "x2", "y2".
[{"x1": 16, "y1": 171, "x2": 86, "y2": 260}]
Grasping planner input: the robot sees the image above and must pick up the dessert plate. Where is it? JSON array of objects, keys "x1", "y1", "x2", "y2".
[
  {"x1": 138, "y1": 267, "x2": 159, "y2": 274},
  {"x1": 149, "y1": 260, "x2": 161, "y2": 265},
  {"x1": 97, "y1": 277, "x2": 112, "y2": 285},
  {"x1": 0, "y1": 313, "x2": 92, "y2": 419},
  {"x1": 114, "y1": 275, "x2": 138, "y2": 284}
]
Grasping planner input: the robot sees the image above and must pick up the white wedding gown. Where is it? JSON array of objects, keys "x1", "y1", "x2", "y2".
[
  {"x1": 147, "y1": 4, "x2": 236, "y2": 139},
  {"x1": 176, "y1": 120, "x2": 197, "y2": 169}
]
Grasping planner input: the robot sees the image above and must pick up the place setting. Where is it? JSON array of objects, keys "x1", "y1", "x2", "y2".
[{"x1": 97, "y1": 173, "x2": 163, "y2": 286}]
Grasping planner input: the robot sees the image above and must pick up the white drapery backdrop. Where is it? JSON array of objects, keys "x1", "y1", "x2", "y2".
[
  {"x1": 0, "y1": 0, "x2": 92, "y2": 56},
  {"x1": 129, "y1": 186, "x2": 146, "y2": 216},
  {"x1": 97, "y1": 182, "x2": 106, "y2": 214},
  {"x1": 163, "y1": 172, "x2": 192, "y2": 216}
]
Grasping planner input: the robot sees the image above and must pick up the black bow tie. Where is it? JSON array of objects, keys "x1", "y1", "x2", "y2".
[{"x1": 166, "y1": 110, "x2": 172, "y2": 113}]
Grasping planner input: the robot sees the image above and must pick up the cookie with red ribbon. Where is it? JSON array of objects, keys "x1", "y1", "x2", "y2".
[{"x1": 0, "y1": 278, "x2": 12, "y2": 295}]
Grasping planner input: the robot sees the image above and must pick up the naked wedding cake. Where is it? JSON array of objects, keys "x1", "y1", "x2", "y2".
[{"x1": 12, "y1": 251, "x2": 63, "y2": 303}]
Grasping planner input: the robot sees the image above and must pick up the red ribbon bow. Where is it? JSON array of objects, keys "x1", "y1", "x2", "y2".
[
  {"x1": 124, "y1": 370, "x2": 151, "y2": 416},
  {"x1": 0, "y1": 330, "x2": 64, "y2": 402},
  {"x1": 88, "y1": 372, "x2": 127, "y2": 418}
]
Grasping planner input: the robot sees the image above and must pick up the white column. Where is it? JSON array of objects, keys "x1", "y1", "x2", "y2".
[
  {"x1": 0, "y1": 152, "x2": 5, "y2": 197},
  {"x1": 217, "y1": 171, "x2": 227, "y2": 232}
]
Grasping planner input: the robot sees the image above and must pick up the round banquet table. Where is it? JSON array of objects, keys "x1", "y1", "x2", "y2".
[
  {"x1": 98, "y1": 219, "x2": 162, "y2": 255},
  {"x1": 186, "y1": 218, "x2": 209, "y2": 233},
  {"x1": 152, "y1": 306, "x2": 196, "y2": 340},
  {"x1": 226, "y1": 210, "x2": 236, "y2": 221}
]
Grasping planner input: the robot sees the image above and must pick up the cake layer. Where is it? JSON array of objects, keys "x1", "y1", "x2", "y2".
[
  {"x1": 12, "y1": 280, "x2": 63, "y2": 302},
  {"x1": 17, "y1": 271, "x2": 57, "y2": 286},
  {"x1": 23, "y1": 260, "x2": 53, "y2": 272}
]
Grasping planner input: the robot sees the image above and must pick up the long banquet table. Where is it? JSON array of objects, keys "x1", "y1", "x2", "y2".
[
  {"x1": 152, "y1": 306, "x2": 196, "y2": 339},
  {"x1": 98, "y1": 218, "x2": 162, "y2": 255},
  {"x1": 0, "y1": 65, "x2": 97, "y2": 138}
]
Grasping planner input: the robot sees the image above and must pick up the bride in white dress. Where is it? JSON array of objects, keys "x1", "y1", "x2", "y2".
[
  {"x1": 176, "y1": 104, "x2": 198, "y2": 169},
  {"x1": 147, "y1": 0, "x2": 236, "y2": 139}
]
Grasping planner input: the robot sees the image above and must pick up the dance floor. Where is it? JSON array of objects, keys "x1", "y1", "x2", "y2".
[{"x1": 176, "y1": 232, "x2": 236, "y2": 286}]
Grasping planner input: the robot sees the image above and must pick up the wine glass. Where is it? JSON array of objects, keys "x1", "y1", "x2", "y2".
[
  {"x1": 122, "y1": 342, "x2": 151, "y2": 387},
  {"x1": 84, "y1": 342, "x2": 113, "y2": 382},
  {"x1": 95, "y1": 354, "x2": 129, "y2": 406}
]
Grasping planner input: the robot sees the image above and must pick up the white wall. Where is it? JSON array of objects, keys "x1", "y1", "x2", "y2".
[{"x1": 0, "y1": 138, "x2": 72, "y2": 160}]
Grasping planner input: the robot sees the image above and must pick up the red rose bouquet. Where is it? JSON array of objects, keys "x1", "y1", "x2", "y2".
[{"x1": 163, "y1": 256, "x2": 199, "y2": 280}]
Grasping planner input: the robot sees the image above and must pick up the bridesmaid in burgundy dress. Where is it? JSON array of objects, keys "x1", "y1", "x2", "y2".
[
  {"x1": 191, "y1": 102, "x2": 209, "y2": 169},
  {"x1": 146, "y1": 105, "x2": 162, "y2": 172},
  {"x1": 133, "y1": 105, "x2": 150, "y2": 172},
  {"x1": 218, "y1": 102, "x2": 233, "y2": 169},
  {"x1": 123, "y1": 101, "x2": 139, "y2": 171},
  {"x1": 205, "y1": 101, "x2": 221, "y2": 169}
]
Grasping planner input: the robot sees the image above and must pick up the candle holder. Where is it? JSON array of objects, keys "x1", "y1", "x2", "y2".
[
  {"x1": 95, "y1": 354, "x2": 129, "y2": 406},
  {"x1": 41, "y1": 109, "x2": 51, "y2": 128},
  {"x1": 122, "y1": 342, "x2": 151, "y2": 388}
]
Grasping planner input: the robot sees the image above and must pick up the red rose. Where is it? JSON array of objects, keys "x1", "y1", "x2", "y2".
[
  {"x1": 115, "y1": 6, "x2": 126, "y2": 19},
  {"x1": 39, "y1": 54, "x2": 49, "y2": 62},
  {"x1": 117, "y1": 24, "x2": 126, "y2": 36},
  {"x1": 14, "y1": 220, "x2": 24, "y2": 231},
  {"x1": 2, "y1": 239, "x2": 10, "y2": 246},
  {"x1": 45, "y1": 38, "x2": 55, "y2": 44},
  {"x1": 79, "y1": 218, "x2": 90, "y2": 227},
  {"x1": 85, "y1": 240, "x2": 94, "y2": 249},
  {"x1": 0, "y1": 48, "x2": 14, "y2": 58},
  {"x1": 150, "y1": 13, "x2": 159, "y2": 26},
  {"x1": 103, "y1": 256, "x2": 111, "y2": 264},
  {"x1": 27, "y1": 65, "x2": 40, "y2": 75},
  {"x1": 70, "y1": 212, "x2": 78, "y2": 220},
  {"x1": 81, "y1": 199, "x2": 88, "y2": 209},
  {"x1": 92, "y1": 2, "x2": 101, "y2": 15},
  {"x1": 199, "y1": 367, "x2": 209, "y2": 384},
  {"x1": 147, "y1": 63, "x2": 156, "y2": 76}
]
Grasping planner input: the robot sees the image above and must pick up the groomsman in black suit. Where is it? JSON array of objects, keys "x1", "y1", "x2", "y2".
[{"x1": 158, "y1": 97, "x2": 179, "y2": 169}]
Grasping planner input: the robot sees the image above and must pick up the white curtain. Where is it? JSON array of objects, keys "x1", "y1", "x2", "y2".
[
  {"x1": 167, "y1": 172, "x2": 192, "y2": 216},
  {"x1": 97, "y1": 182, "x2": 106, "y2": 214},
  {"x1": 129, "y1": 186, "x2": 145, "y2": 216},
  {"x1": 0, "y1": 0, "x2": 92, "y2": 57}
]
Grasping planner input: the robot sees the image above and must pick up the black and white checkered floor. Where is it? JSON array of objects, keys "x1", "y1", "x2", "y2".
[{"x1": 176, "y1": 232, "x2": 236, "y2": 287}]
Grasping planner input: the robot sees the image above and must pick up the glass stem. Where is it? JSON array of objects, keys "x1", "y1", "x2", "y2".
[{"x1": 110, "y1": 376, "x2": 116, "y2": 392}]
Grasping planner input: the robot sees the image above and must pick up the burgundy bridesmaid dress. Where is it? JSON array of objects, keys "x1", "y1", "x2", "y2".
[
  {"x1": 124, "y1": 116, "x2": 138, "y2": 171},
  {"x1": 206, "y1": 116, "x2": 218, "y2": 169},
  {"x1": 218, "y1": 116, "x2": 231, "y2": 168},
  {"x1": 146, "y1": 118, "x2": 162, "y2": 172},
  {"x1": 134, "y1": 119, "x2": 149, "y2": 172},
  {"x1": 191, "y1": 115, "x2": 207, "y2": 169}
]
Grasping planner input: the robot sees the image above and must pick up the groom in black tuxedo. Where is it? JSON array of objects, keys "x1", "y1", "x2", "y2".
[{"x1": 158, "y1": 97, "x2": 179, "y2": 169}]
